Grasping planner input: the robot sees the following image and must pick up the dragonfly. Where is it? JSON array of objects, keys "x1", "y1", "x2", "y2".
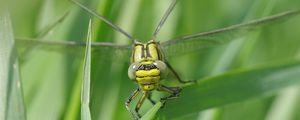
[{"x1": 16, "y1": 0, "x2": 300, "y2": 119}]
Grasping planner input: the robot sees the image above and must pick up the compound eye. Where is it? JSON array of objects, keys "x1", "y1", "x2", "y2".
[
  {"x1": 153, "y1": 60, "x2": 168, "y2": 78},
  {"x1": 153, "y1": 60, "x2": 166, "y2": 71},
  {"x1": 128, "y1": 62, "x2": 141, "y2": 80}
]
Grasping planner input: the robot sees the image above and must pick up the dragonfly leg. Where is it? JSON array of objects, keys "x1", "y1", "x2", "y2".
[
  {"x1": 157, "y1": 84, "x2": 182, "y2": 108},
  {"x1": 125, "y1": 88, "x2": 141, "y2": 120},
  {"x1": 147, "y1": 93, "x2": 156, "y2": 105},
  {"x1": 165, "y1": 61, "x2": 197, "y2": 84},
  {"x1": 135, "y1": 91, "x2": 150, "y2": 118}
]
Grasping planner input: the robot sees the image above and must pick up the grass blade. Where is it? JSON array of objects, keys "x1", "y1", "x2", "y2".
[
  {"x1": 158, "y1": 61, "x2": 300, "y2": 118},
  {"x1": 140, "y1": 102, "x2": 162, "y2": 120},
  {"x1": 0, "y1": 11, "x2": 26, "y2": 120},
  {"x1": 81, "y1": 19, "x2": 92, "y2": 120}
]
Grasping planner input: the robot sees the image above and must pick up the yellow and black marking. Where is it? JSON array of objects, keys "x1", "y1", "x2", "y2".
[
  {"x1": 70, "y1": 0, "x2": 300, "y2": 119},
  {"x1": 131, "y1": 40, "x2": 164, "y2": 91},
  {"x1": 135, "y1": 62, "x2": 160, "y2": 91},
  {"x1": 126, "y1": 40, "x2": 194, "y2": 119},
  {"x1": 131, "y1": 40, "x2": 164, "y2": 63}
]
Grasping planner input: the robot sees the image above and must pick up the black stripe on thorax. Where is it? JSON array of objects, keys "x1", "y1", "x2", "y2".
[
  {"x1": 135, "y1": 43, "x2": 145, "y2": 58},
  {"x1": 146, "y1": 43, "x2": 152, "y2": 58}
]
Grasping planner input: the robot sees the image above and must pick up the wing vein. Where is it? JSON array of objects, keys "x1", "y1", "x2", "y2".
[{"x1": 163, "y1": 9, "x2": 300, "y2": 46}]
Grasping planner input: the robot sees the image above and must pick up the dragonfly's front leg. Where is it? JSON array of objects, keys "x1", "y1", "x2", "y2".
[
  {"x1": 147, "y1": 92, "x2": 156, "y2": 105},
  {"x1": 157, "y1": 84, "x2": 182, "y2": 108},
  {"x1": 165, "y1": 60, "x2": 197, "y2": 84},
  {"x1": 125, "y1": 88, "x2": 141, "y2": 120},
  {"x1": 135, "y1": 91, "x2": 150, "y2": 118}
]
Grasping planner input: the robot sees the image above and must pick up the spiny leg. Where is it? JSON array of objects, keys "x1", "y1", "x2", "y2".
[
  {"x1": 147, "y1": 93, "x2": 156, "y2": 105},
  {"x1": 165, "y1": 60, "x2": 197, "y2": 84},
  {"x1": 135, "y1": 91, "x2": 150, "y2": 118},
  {"x1": 125, "y1": 88, "x2": 140, "y2": 120},
  {"x1": 157, "y1": 84, "x2": 182, "y2": 108}
]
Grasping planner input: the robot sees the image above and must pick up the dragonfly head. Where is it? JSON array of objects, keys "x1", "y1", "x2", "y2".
[{"x1": 128, "y1": 60, "x2": 167, "y2": 91}]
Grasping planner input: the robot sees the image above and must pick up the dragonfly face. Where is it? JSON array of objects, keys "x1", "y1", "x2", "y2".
[{"x1": 128, "y1": 40, "x2": 167, "y2": 91}]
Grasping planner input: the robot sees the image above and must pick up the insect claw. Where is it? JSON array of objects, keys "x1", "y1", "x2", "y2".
[
  {"x1": 183, "y1": 79, "x2": 198, "y2": 85},
  {"x1": 159, "y1": 100, "x2": 167, "y2": 109},
  {"x1": 149, "y1": 99, "x2": 156, "y2": 105},
  {"x1": 191, "y1": 80, "x2": 198, "y2": 84},
  {"x1": 137, "y1": 113, "x2": 141, "y2": 118},
  {"x1": 128, "y1": 109, "x2": 140, "y2": 120},
  {"x1": 175, "y1": 87, "x2": 182, "y2": 93},
  {"x1": 133, "y1": 111, "x2": 141, "y2": 120}
]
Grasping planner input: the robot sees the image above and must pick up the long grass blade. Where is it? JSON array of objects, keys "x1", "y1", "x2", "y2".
[
  {"x1": 0, "y1": 11, "x2": 26, "y2": 120},
  {"x1": 140, "y1": 102, "x2": 162, "y2": 120},
  {"x1": 81, "y1": 19, "x2": 92, "y2": 120},
  {"x1": 158, "y1": 60, "x2": 300, "y2": 118}
]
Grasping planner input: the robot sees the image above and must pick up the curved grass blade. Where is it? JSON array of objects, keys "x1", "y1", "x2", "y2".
[
  {"x1": 0, "y1": 11, "x2": 26, "y2": 120},
  {"x1": 161, "y1": 9, "x2": 300, "y2": 57},
  {"x1": 156, "y1": 60, "x2": 300, "y2": 119},
  {"x1": 81, "y1": 19, "x2": 92, "y2": 120},
  {"x1": 140, "y1": 102, "x2": 163, "y2": 120}
]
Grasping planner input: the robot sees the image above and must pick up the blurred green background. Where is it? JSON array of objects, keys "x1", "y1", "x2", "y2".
[{"x1": 2, "y1": 0, "x2": 300, "y2": 119}]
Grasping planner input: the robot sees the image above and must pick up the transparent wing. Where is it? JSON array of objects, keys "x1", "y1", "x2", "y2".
[
  {"x1": 161, "y1": 10, "x2": 300, "y2": 57},
  {"x1": 16, "y1": 38, "x2": 132, "y2": 63}
]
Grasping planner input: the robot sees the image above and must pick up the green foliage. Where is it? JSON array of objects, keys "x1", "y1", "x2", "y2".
[
  {"x1": 81, "y1": 19, "x2": 92, "y2": 120},
  {"x1": 0, "y1": 11, "x2": 25, "y2": 120},
  {"x1": 141, "y1": 102, "x2": 162, "y2": 120},
  {"x1": 160, "y1": 61, "x2": 300, "y2": 119},
  {"x1": 6, "y1": 0, "x2": 300, "y2": 120}
]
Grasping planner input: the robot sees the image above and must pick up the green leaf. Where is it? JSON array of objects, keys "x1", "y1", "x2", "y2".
[
  {"x1": 141, "y1": 102, "x2": 162, "y2": 120},
  {"x1": 0, "y1": 11, "x2": 25, "y2": 120},
  {"x1": 10, "y1": 0, "x2": 300, "y2": 120},
  {"x1": 158, "y1": 61, "x2": 300, "y2": 119},
  {"x1": 81, "y1": 19, "x2": 92, "y2": 120}
]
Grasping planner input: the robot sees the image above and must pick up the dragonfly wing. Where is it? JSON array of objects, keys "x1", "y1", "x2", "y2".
[
  {"x1": 16, "y1": 38, "x2": 132, "y2": 63},
  {"x1": 161, "y1": 37, "x2": 225, "y2": 58},
  {"x1": 161, "y1": 10, "x2": 300, "y2": 58},
  {"x1": 92, "y1": 42, "x2": 132, "y2": 63}
]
